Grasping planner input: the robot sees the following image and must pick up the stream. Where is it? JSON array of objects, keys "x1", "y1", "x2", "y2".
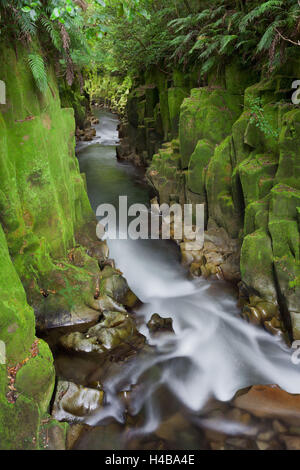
[{"x1": 72, "y1": 109, "x2": 300, "y2": 450}]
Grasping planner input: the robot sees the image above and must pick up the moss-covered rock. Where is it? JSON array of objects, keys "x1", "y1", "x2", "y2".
[
  {"x1": 0, "y1": 225, "x2": 55, "y2": 450},
  {"x1": 99, "y1": 265, "x2": 139, "y2": 308},
  {"x1": 179, "y1": 87, "x2": 242, "y2": 168},
  {"x1": 0, "y1": 44, "x2": 94, "y2": 264},
  {"x1": 240, "y1": 229, "x2": 278, "y2": 303},
  {"x1": 168, "y1": 86, "x2": 189, "y2": 137},
  {"x1": 0, "y1": 41, "x2": 105, "y2": 449},
  {"x1": 276, "y1": 109, "x2": 300, "y2": 190},
  {"x1": 206, "y1": 136, "x2": 242, "y2": 238},
  {"x1": 52, "y1": 381, "x2": 104, "y2": 423},
  {"x1": 268, "y1": 185, "x2": 300, "y2": 338},
  {"x1": 59, "y1": 310, "x2": 145, "y2": 358},
  {"x1": 239, "y1": 153, "x2": 278, "y2": 207}
]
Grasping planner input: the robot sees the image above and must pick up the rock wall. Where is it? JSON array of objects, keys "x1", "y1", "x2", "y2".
[
  {"x1": 0, "y1": 42, "x2": 104, "y2": 448},
  {"x1": 122, "y1": 62, "x2": 300, "y2": 342}
]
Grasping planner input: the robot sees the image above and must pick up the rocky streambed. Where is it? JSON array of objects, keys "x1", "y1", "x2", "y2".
[{"x1": 43, "y1": 110, "x2": 300, "y2": 450}]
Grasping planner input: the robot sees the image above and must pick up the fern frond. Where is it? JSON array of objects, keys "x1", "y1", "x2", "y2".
[
  {"x1": 220, "y1": 35, "x2": 238, "y2": 54},
  {"x1": 240, "y1": 1, "x2": 283, "y2": 32},
  {"x1": 28, "y1": 54, "x2": 48, "y2": 93},
  {"x1": 40, "y1": 16, "x2": 62, "y2": 51},
  {"x1": 257, "y1": 20, "x2": 283, "y2": 52}
]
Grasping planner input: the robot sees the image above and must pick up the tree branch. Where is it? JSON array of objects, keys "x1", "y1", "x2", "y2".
[{"x1": 275, "y1": 28, "x2": 300, "y2": 47}]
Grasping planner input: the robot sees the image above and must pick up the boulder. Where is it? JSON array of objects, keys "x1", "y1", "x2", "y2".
[
  {"x1": 147, "y1": 314, "x2": 174, "y2": 335},
  {"x1": 99, "y1": 265, "x2": 139, "y2": 308},
  {"x1": 234, "y1": 385, "x2": 300, "y2": 426},
  {"x1": 60, "y1": 311, "x2": 146, "y2": 359},
  {"x1": 52, "y1": 381, "x2": 104, "y2": 423},
  {"x1": 179, "y1": 87, "x2": 242, "y2": 168}
]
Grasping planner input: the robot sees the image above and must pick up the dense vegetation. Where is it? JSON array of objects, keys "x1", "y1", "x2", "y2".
[{"x1": 1, "y1": 1, "x2": 299, "y2": 98}]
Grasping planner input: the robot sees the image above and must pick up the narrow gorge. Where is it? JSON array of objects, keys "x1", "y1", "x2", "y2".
[{"x1": 0, "y1": 0, "x2": 300, "y2": 452}]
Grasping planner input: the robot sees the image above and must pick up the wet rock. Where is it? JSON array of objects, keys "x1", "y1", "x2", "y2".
[
  {"x1": 178, "y1": 219, "x2": 241, "y2": 283},
  {"x1": 190, "y1": 262, "x2": 202, "y2": 277},
  {"x1": 257, "y1": 430, "x2": 275, "y2": 443},
  {"x1": 39, "y1": 419, "x2": 68, "y2": 450},
  {"x1": 210, "y1": 441, "x2": 225, "y2": 450},
  {"x1": 73, "y1": 422, "x2": 126, "y2": 450},
  {"x1": 155, "y1": 413, "x2": 191, "y2": 442},
  {"x1": 35, "y1": 303, "x2": 102, "y2": 332},
  {"x1": 98, "y1": 294, "x2": 127, "y2": 313},
  {"x1": 100, "y1": 258, "x2": 116, "y2": 270},
  {"x1": 88, "y1": 241, "x2": 110, "y2": 265},
  {"x1": 60, "y1": 331, "x2": 104, "y2": 354},
  {"x1": 288, "y1": 426, "x2": 300, "y2": 435},
  {"x1": 60, "y1": 311, "x2": 146, "y2": 358},
  {"x1": 52, "y1": 381, "x2": 104, "y2": 423},
  {"x1": 147, "y1": 313, "x2": 174, "y2": 335},
  {"x1": 27, "y1": 243, "x2": 105, "y2": 332},
  {"x1": 272, "y1": 419, "x2": 287, "y2": 434},
  {"x1": 280, "y1": 434, "x2": 300, "y2": 450},
  {"x1": 100, "y1": 266, "x2": 139, "y2": 308},
  {"x1": 66, "y1": 424, "x2": 91, "y2": 450},
  {"x1": 256, "y1": 439, "x2": 281, "y2": 450},
  {"x1": 225, "y1": 437, "x2": 255, "y2": 450},
  {"x1": 234, "y1": 385, "x2": 300, "y2": 425}
]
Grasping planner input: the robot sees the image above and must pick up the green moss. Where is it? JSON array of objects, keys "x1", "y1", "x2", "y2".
[
  {"x1": 270, "y1": 184, "x2": 300, "y2": 220},
  {"x1": 15, "y1": 340, "x2": 55, "y2": 415},
  {"x1": 145, "y1": 86, "x2": 159, "y2": 118},
  {"x1": 159, "y1": 89, "x2": 171, "y2": 140},
  {"x1": 240, "y1": 229, "x2": 278, "y2": 303},
  {"x1": 187, "y1": 139, "x2": 214, "y2": 202},
  {"x1": 168, "y1": 87, "x2": 189, "y2": 137},
  {"x1": 244, "y1": 198, "x2": 269, "y2": 235},
  {"x1": 225, "y1": 62, "x2": 257, "y2": 95},
  {"x1": 0, "y1": 41, "x2": 99, "y2": 448},
  {"x1": 59, "y1": 80, "x2": 88, "y2": 129},
  {"x1": 239, "y1": 153, "x2": 278, "y2": 207},
  {"x1": 179, "y1": 87, "x2": 242, "y2": 168},
  {"x1": 277, "y1": 109, "x2": 300, "y2": 190},
  {"x1": 206, "y1": 136, "x2": 242, "y2": 238},
  {"x1": 0, "y1": 225, "x2": 55, "y2": 449}
]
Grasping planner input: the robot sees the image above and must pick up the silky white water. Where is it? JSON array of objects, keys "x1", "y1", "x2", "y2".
[{"x1": 77, "y1": 109, "x2": 300, "y2": 440}]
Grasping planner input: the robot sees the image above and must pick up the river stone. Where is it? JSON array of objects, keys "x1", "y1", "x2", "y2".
[
  {"x1": 98, "y1": 294, "x2": 127, "y2": 313},
  {"x1": 66, "y1": 424, "x2": 91, "y2": 450},
  {"x1": 52, "y1": 381, "x2": 104, "y2": 423},
  {"x1": 234, "y1": 385, "x2": 300, "y2": 425},
  {"x1": 147, "y1": 314, "x2": 174, "y2": 335},
  {"x1": 280, "y1": 434, "x2": 300, "y2": 450},
  {"x1": 100, "y1": 266, "x2": 139, "y2": 308},
  {"x1": 59, "y1": 311, "x2": 146, "y2": 358}
]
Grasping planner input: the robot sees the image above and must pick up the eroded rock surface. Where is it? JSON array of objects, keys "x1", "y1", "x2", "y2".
[
  {"x1": 52, "y1": 381, "x2": 104, "y2": 423},
  {"x1": 60, "y1": 311, "x2": 145, "y2": 359}
]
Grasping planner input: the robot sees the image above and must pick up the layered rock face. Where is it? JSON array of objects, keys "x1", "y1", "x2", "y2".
[
  {"x1": 118, "y1": 68, "x2": 199, "y2": 165},
  {"x1": 0, "y1": 43, "x2": 107, "y2": 448},
  {"x1": 123, "y1": 63, "x2": 300, "y2": 341}
]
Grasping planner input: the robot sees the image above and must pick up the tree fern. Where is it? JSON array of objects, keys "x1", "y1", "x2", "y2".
[
  {"x1": 40, "y1": 16, "x2": 62, "y2": 50},
  {"x1": 219, "y1": 35, "x2": 238, "y2": 54},
  {"x1": 257, "y1": 19, "x2": 283, "y2": 52},
  {"x1": 239, "y1": 1, "x2": 284, "y2": 32},
  {"x1": 28, "y1": 54, "x2": 48, "y2": 93}
]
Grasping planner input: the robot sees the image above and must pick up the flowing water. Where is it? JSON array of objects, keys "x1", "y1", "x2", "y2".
[{"x1": 72, "y1": 109, "x2": 300, "y2": 449}]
